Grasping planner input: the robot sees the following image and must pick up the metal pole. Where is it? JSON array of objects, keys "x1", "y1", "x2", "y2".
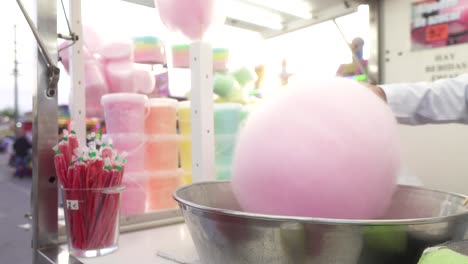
[
  {"x1": 14, "y1": 25, "x2": 19, "y2": 135},
  {"x1": 367, "y1": 0, "x2": 381, "y2": 84},
  {"x1": 29, "y1": 0, "x2": 59, "y2": 262}
]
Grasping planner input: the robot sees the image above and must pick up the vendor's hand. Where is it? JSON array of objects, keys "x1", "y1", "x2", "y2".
[{"x1": 360, "y1": 82, "x2": 387, "y2": 102}]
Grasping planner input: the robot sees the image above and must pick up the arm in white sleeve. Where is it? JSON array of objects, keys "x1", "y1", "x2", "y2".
[{"x1": 380, "y1": 74, "x2": 468, "y2": 125}]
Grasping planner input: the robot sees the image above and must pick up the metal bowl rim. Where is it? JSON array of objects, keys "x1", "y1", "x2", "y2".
[{"x1": 173, "y1": 181, "x2": 468, "y2": 226}]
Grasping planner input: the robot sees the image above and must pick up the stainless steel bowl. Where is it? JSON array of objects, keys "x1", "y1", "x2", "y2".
[{"x1": 174, "y1": 181, "x2": 468, "y2": 264}]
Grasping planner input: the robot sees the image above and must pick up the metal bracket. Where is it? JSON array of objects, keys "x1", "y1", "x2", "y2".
[
  {"x1": 57, "y1": 33, "x2": 79, "y2": 41},
  {"x1": 16, "y1": 0, "x2": 61, "y2": 98},
  {"x1": 47, "y1": 66, "x2": 60, "y2": 97}
]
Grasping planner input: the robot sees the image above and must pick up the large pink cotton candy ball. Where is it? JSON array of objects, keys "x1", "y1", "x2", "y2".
[
  {"x1": 232, "y1": 78, "x2": 400, "y2": 220},
  {"x1": 155, "y1": 0, "x2": 216, "y2": 40}
]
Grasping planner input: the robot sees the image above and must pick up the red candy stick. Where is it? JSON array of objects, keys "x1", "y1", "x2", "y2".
[
  {"x1": 58, "y1": 141, "x2": 72, "y2": 166},
  {"x1": 68, "y1": 133, "x2": 79, "y2": 156},
  {"x1": 53, "y1": 131, "x2": 129, "y2": 251}
]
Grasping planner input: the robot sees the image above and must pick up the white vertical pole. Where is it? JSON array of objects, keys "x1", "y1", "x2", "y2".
[
  {"x1": 69, "y1": 0, "x2": 86, "y2": 144},
  {"x1": 190, "y1": 41, "x2": 215, "y2": 182}
]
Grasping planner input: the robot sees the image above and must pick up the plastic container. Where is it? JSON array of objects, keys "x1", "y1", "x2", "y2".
[
  {"x1": 240, "y1": 104, "x2": 256, "y2": 125},
  {"x1": 105, "y1": 133, "x2": 145, "y2": 172},
  {"x1": 178, "y1": 101, "x2": 191, "y2": 135},
  {"x1": 62, "y1": 186, "x2": 124, "y2": 257},
  {"x1": 182, "y1": 170, "x2": 192, "y2": 185},
  {"x1": 214, "y1": 103, "x2": 242, "y2": 135},
  {"x1": 101, "y1": 93, "x2": 148, "y2": 134},
  {"x1": 145, "y1": 135, "x2": 179, "y2": 171},
  {"x1": 145, "y1": 98, "x2": 178, "y2": 134},
  {"x1": 215, "y1": 135, "x2": 237, "y2": 167},
  {"x1": 216, "y1": 167, "x2": 231, "y2": 181},
  {"x1": 120, "y1": 174, "x2": 146, "y2": 216},
  {"x1": 179, "y1": 135, "x2": 192, "y2": 171},
  {"x1": 146, "y1": 169, "x2": 183, "y2": 211}
]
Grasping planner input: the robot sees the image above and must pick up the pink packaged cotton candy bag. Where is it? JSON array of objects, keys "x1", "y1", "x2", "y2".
[
  {"x1": 133, "y1": 68, "x2": 155, "y2": 95},
  {"x1": 85, "y1": 60, "x2": 108, "y2": 118},
  {"x1": 105, "y1": 62, "x2": 136, "y2": 93},
  {"x1": 98, "y1": 42, "x2": 133, "y2": 62}
]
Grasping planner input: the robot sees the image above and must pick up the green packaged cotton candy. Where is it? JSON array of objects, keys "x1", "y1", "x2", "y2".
[
  {"x1": 418, "y1": 248, "x2": 468, "y2": 264},
  {"x1": 213, "y1": 73, "x2": 237, "y2": 98}
]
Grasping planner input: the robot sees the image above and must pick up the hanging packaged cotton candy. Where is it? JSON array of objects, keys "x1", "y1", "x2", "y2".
[
  {"x1": 232, "y1": 77, "x2": 401, "y2": 220},
  {"x1": 52, "y1": 130, "x2": 127, "y2": 257}
]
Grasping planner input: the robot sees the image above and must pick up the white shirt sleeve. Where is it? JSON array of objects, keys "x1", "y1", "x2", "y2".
[{"x1": 380, "y1": 74, "x2": 468, "y2": 125}]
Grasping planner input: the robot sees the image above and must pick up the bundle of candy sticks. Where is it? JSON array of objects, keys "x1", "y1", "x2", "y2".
[{"x1": 53, "y1": 130, "x2": 126, "y2": 250}]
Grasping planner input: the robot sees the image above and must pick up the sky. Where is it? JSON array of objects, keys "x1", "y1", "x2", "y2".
[
  {"x1": 0, "y1": 0, "x2": 36, "y2": 114},
  {"x1": 0, "y1": 0, "x2": 368, "y2": 114}
]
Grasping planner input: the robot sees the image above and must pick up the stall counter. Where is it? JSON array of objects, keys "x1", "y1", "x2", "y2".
[{"x1": 60, "y1": 223, "x2": 199, "y2": 264}]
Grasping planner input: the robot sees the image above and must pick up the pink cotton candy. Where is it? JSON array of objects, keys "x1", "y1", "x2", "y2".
[
  {"x1": 105, "y1": 62, "x2": 136, "y2": 93},
  {"x1": 133, "y1": 69, "x2": 155, "y2": 95},
  {"x1": 101, "y1": 93, "x2": 148, "y2": 134},
  {"x1": 83, "y1": 26, "x2": 103, "y2": 53},
  {"x1": 98, "y1": 42, "x2": 133, "y2": 62},
  {"x1": 58, "y1": 41, "x2": 93, "y2": 73},
  {"x1": 85, "y1": 60, "x2": 108, "y2": 118},
  {"x1": 232, "y1": 77, "x2": 401, "y2": 220},
  {"x1": 155, "y1": 0, "x2": 216, "y2": 41},
  {"x1": 133, "y1": 49, "x2": 166, "y2": 64}
]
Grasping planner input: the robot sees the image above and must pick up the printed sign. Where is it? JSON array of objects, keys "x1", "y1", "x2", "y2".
[
  {"x1": 66, "y1": 200, "x2": 79, "y2": 210},
  {"x1": 422, "y1": 52, "x2": 467, "y2": 81},
  {"x1": 411, "y1": 0, "x2": 468, "y2": 50}
]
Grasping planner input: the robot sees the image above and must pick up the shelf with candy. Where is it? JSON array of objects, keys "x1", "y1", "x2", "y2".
[
  {"x1": 183, "y1": 66, "x2": 262, "y2": 105},
  {"x1": 134, "y1": 41, "x2": 230, "y2": 73},
  {"x1": 59, "y1": 38, "x2": 157, "y2": 119},
  {"x1": 170, "y1": 44, "x2": 229, "y2": 72}
]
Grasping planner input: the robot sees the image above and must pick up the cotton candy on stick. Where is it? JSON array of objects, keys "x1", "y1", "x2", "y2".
[
  {"x1": 68, "y1": 131, "x2": 80, "y2": 155},
  {"x1": 58, "y1": 141, "x2": 73, "y2": 167},
  {"x1": 53, "y1": 147, "x2": 68, "y2": 186},
  {"x1": 99, "y1": 168, "x2": 123, "y2": 247},
  {"x1": 232, "y1": 77, "x2": 400, "y2": 219},
  {"x1": 60, "y1": 129, "x2": 76, "y2": 165},
  {"x1": 94, "y1": 168, "x2": 123, "y2": 248},
  {"x1": 96, "y1": 168, "x2": 122, "y2": 245},
  {"x1": 100, "y1": 138, "x2": 114, "y2": 160}
]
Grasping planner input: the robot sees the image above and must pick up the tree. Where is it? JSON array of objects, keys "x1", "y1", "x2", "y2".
[{"x1": 0, "y1": 108, "x2": 16, "y2": 119}]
